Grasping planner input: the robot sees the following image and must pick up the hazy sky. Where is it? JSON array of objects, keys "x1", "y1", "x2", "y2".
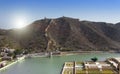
[{"x1": 0, "y1": 0, "x2": 120, "y2": 29}]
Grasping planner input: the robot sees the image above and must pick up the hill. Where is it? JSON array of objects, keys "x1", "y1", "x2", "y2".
[{"x1": 0, "y1": 17, "x2": 120, "y2": 52}]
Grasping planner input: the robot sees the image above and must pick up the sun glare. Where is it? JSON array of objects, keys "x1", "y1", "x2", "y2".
[
  {"x1": 15, "y1": 18, "x2": 26, "y2": 28},
  {"x1": 12, "y1": 15, "x2": 28, "y2": 29}
]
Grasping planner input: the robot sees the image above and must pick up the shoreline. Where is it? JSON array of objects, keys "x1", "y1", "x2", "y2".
[
  {"x1": 25, "y1": 51, "x2": 119, "y2": 58},
  {"x1": 60, "y1": 51, "x2": 115, "y2": 55},
  {"x1": 0, "y1": 56, "x2": 25, "y2": 71}
]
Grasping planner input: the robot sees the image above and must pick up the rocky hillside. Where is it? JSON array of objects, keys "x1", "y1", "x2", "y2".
[{"x1": 0, "y1": 17, "x2": 120, "y2": 52}]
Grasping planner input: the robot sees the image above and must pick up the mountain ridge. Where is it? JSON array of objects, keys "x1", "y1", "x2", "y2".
[{"x1": 0, "y1": 17, "x2": 120, "y2": 52}]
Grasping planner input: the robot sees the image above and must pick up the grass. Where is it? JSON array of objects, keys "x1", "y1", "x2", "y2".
[
  {"x1": 76, "y1": 69, "x2": 86, "y2": 74},
  {"x1": 65, "y1": 62, "x2": 74, "y2": 67},
  {"x1": 63, "y1": 68, "x2": 73, "y2": 74},
  {"x1": 76, "y1": 62, "x2": 83, "y2": 64},
  {"x1": 101, "y1": 70, "x2": 116, "y2": 74},
  {"x1": 75, "y1": 69, "x2": 116, "y2": 74},
  {"x1": 88, "y1": 70, "x2": 101, "y2": 74}
]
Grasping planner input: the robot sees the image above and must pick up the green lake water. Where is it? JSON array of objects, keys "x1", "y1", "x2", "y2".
[{"x1": 0, "y1": 53, "x2": 120, "y2": 74}]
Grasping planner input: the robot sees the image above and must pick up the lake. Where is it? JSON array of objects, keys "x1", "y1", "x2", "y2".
[{"x1": 0, "y1": 52, "x2": 120, "y2": 74}]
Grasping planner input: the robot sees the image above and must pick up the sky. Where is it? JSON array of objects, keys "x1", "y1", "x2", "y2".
[{"x1": 0, "y1": 0, "x2": 120, "y2": 29}]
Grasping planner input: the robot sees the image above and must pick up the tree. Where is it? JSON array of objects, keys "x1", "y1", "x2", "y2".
[
  {"x1": 13, "y1": 49, "x2": 22, "y2": 55},
  {"x1": 91, "y1": 57, "x2": 98, "y2": 62},
  {"x1": 7, "y1": 52, "x2": 13, "y2": 56}
]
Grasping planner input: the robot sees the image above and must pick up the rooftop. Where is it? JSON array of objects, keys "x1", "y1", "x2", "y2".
[{"x1": 61, "y1": 57, "x2": 120, "y2": 74}]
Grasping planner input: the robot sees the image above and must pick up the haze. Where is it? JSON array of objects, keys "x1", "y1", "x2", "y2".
[{"x1": 0, "y1": 0, "x2": 120, "y2": 29}]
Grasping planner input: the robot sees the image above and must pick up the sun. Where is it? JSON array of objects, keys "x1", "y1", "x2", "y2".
[
  {"x1": 13, "y1": 16, "x2": 27, "y2": 29},
  {"x1": 15, "y1": 18, "x2": 26, "y2": 28}
]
